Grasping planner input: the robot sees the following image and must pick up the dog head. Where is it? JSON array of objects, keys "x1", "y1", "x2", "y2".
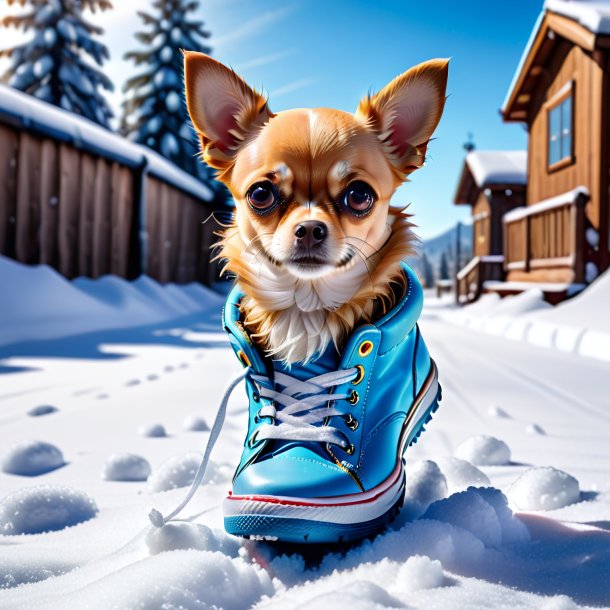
[{"x1": 184, "y1": 53, "x2": 448, "y2": 281}]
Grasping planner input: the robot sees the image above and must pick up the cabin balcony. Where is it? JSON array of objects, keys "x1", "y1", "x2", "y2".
[
  {"x1": 485, "y1": 188, "x2": 589, "y2": 304},
  {"x1": 456, "y1": 255, "x2": 505, "y2": 304}
]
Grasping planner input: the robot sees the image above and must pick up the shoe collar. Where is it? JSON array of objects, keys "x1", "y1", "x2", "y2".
[{"x1": 222, "y1": 262, "x2": 423, "y2": 371}]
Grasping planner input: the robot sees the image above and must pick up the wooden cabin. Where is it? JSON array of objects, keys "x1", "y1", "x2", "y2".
[
  {"x1": 498, "y1": 0, "x2": 610, "y2": 303},
  {"x1": 454, "y1": 151, "x2": 527, "y2": 303}
]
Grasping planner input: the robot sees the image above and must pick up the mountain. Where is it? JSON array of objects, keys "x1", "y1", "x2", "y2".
[{"x1": 407, "y1": 223, "x2": 473, "y2": 288}]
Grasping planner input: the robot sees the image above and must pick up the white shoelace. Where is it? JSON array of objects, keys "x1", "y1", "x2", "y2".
[{"x1": 149, "y1": 365, "x2": 358, "y2": 528}]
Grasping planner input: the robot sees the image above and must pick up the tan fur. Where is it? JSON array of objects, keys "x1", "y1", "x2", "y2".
[{"x1": 184, "y1": 52, "x2": 448, "y2": 364}]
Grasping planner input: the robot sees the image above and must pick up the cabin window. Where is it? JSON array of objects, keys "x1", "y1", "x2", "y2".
[{"x1": 548, "y1": 93, "x2": 573, "y2": 168}]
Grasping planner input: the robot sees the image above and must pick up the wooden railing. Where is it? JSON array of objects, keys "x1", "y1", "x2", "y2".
[
  {"x1": 502, "y1": 188, "x2": 588, "y2": 283},
  {"x1": 456, "y1": 255, "x2": 505, "y2": 304}
]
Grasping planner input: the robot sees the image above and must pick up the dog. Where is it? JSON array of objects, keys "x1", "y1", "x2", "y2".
[{"x1": 184, "y1": 52, "x2": 448, "y2": 365}]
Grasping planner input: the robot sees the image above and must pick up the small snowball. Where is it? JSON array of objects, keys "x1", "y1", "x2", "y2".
[
  {"x1": 455, "y1": 435, "x2": 511, "y2": 466},
  {"x1": 526, "y1": 423, "x2": 546, "y2": 436},
  {"x1": 488, "y1": 405, "x2": 509, "y2": 418},
  {"x1": 183, "y1": 415, "x2": 210, "y2": 432},
  {"x1": 395, "y1": 555, "x2": 444, "y2": 591},
  {"x1": 27, "y1": 405, "x2": 59, "y2": 417},
  {"x1": 0, "y1": 485, "x2": 98, "y2": 534},
  {"x1": 403, "y1": 460, "x2": 448, "y2": 520},
  {"x1": 147, "y1": 454, "x2": 230, "y2": 493},
  {"x1": 423, "y1": 486, "x2": 529, "y2": 547},
  {"x1": 103, "y1": 453, "x2": 151, "y2": 482},
  {"x1": 138, "y1": 423, "x2": 167, "y2": 438},
  {"x1": 2, "y1": 440, "x2": 64, "y2": 476},
  {"x1": 435, "y1": 457, "x2": 491, "y2": 494},
  {"x1": 508, "y1": 467, "x2": 580, "y2": 511}
]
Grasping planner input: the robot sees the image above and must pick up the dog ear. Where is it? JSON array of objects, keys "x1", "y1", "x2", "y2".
[
  {"x1": 356, "y1": 59, "x2": 448, "y2": 177},
  {"x1": 184, "y1": 51, "x2": 273, "y2": 170}
]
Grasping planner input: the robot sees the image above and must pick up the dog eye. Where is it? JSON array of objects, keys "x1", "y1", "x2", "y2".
[
  {"x1": 342, "y1": 181, "x2": 376, "y2": 215},
  {"x1": 247, "y1": 182, "x2": 278, "y2": 212}
]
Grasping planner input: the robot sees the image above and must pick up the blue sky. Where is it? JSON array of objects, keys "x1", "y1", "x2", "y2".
[
  {"x1": 3, "y1": 0, "x2": 543, "y2": 239},
  {"x1": 192, "y1": 0, "x2": 543, "y2": 238}
]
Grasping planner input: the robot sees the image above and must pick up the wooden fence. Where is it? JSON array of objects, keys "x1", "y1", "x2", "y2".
[{"x1": 0, "y1": 84, "x2": 227, "y2": 285}]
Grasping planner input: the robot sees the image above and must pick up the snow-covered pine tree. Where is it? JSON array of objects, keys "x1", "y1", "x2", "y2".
[
  {"x1": 0, "y1": 0, "x2": 115, "y2": 128},
  {"x1": 122, "y1": 0, "x2": 212, "y2": 179}
]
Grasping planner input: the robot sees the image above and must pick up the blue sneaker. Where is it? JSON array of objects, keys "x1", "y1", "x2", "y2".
[{"x1": 221, "y1": 262, "x2": 441, "y2": 543}]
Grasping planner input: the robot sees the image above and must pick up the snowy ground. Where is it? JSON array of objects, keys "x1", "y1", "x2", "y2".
[{"x1": 0, "y1": 262, "x2": 609, "y2": 609}]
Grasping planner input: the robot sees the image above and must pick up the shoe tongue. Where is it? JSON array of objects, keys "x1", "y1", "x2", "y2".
[{"x1": 271, "y1": 341, "x2": 341, "y2": 380}]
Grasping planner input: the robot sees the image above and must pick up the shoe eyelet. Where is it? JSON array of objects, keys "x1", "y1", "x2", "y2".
[
  {"x1": 344, "y1": 442, "x2": 355, "y2": 455},
  {"x1": 347, "y1": 390, "x2": 359, "y2": 405},
  {"x1": 352, "y1": 364, "x2": 365, "y2": 385},
  {"x1": 252, "y1": 391, "x2": 260, "y2": 402},
  {"x1": 358, "y1": 340, "x2": 374, "y2": 357},
  {"x1": 237, "y1": 350, "x2": 251, "y2": 368},
  {"x1": 345, "y1": 414, "x2": 359, "y2": 431}
]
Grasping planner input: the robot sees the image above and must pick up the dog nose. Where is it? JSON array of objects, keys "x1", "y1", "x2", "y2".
[{"x1": 294, "y1": 221, "x2": 327, "y2": 248}]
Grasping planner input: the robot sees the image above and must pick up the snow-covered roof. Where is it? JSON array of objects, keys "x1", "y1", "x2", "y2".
[
  {"x1": 503, "y1": 186, "x2": 589, "y2": 223},
  {"x1": 465, "y1": 151, "x2": 528, "y2": 187},
  {"x1": 0, "y1": 84, "x2": 214, "y2": 203},
  {"x1": 546, "y1": 0, "x2": 610, "y2": 35}
]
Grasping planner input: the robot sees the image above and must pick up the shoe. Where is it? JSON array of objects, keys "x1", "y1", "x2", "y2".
[{"x1": 221, "y1": 262, "x2": 441, "y2": 543}]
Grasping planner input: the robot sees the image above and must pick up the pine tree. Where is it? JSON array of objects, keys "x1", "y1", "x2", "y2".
[
  {"x1": 439, "y1": 251, "x2": 450, "y2": 280},
  {"x1": 421, "y1": 253, "x2": 435, "y2": 288},
  {"x1": 122, "y1": 0, "x2": 212, "y2": 179},
  {"x1": 0, "y1": 0, "x2": 115, "y2": 128}
]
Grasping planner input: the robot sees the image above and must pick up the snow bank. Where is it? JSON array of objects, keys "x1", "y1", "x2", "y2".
[
  {"x1": 508, "y1": 467, "x2": 580, "y2": 511},
  {"x1": 422, "y1": 487, "x2": 530, "y2": 547},
  {"x1": 145, "y1": 522, "x2": 239, "y2": 557},
  {"x1": 2, "y1": 440, "x2": 65, "y2": 476},
  {"x1": 102, "y1": 453, "x2": 151, "y2": 482},
  {"x1": 0, "y1": 256, "x2": 223, "y2": 348},
  {"x1": 443, "y1": 270, "x2": 610, "y2": 362},
  {"x1": 454, "y1": 435, "x2": 511, "y2": 466},
  {"x1": 0, "y1": 485, "x2": 98, "y2": 534}
]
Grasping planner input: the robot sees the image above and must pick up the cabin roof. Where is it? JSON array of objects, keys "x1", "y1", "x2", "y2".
[
  {"x1": 454, "y1": 151, "x2": 527, "y2": 205},
  {"x1": 0, "y1": 84, "x2": 214, "y2": 203},
  {"x1": 502, "y1": 1, "x2": 610, "y2": 122}
]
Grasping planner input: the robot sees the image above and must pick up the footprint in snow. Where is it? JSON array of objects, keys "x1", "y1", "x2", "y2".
[
  {"x1": 125, "y1": 379, "x2": 141, "y2": 387},
  {"x1": 526, "y1": 423, "x2": 546, "y2": 435},
  {"x1": 147, "y1": 374, "x2": 159, "y2": 381},
  {"x1": 164, "y1": 365, "x2": 174, "y2": 373},
  {"x1": 27, "y1": 405, "x2": 59, "y2": 417}
]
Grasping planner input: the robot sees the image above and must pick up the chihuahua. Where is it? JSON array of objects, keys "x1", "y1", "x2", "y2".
[{"x1": 184, "y1": 53, "x2": 448, "y2": 365}]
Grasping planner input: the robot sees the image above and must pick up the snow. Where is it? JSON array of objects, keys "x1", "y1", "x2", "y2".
[
  {"x1": 465, "y1": 150, "x2": 527, "y2": 187},
  {"x1": 27, "y1": 405, "x2": 59, "y2": 417},
  {"x1": 0, "y1": 485, "x2": 98, "y2": 534},
  {"x1": 0, "y1": 84, "x2": 214, "y2": 202},
  {"x1": 0, "y1": 256, "x2": 223, "y2": 349},
  {"x1": 546, "y1": 0, "x2": 610, "y2": 34},
  {"x1": 0, "y1": 262, "x2": 609, "y2": 608},
  {"x1": 138, "y1": 423, "x2": 167, "y2": 438},
  {"x1": 102, "y1": 453, "x2": 151, "y2": 482},
  {"x1": 508, "y1": 467, "x2": 581, "y2": 511},
  {"x1": 503, "y1": 186, "x2": 588, "y2": 223},
  {"x1": 454, "y1": 435, "x2": 511, "y2": 466},
  {"x1": 443, "y1": 268, "x2": 610, "y2": 362},
  {"x1": 183, "y1": 415, "x2": 210, "y2": 432},
  {"x1": 2, "y1": 441, "x2": 65, "y2": 476}
]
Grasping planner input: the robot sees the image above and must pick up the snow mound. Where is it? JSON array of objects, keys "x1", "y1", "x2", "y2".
[
  {"x1": 488, "y1": 405, "x2": 509, "y2": 418},
  {"x1": 455, "y1": 435, "x2": 511, "y2": 466},
  {"x1": 395, "y1": 555, "x2": 444, "y2": 591},
  {"x1": 526, "y1": 423, "x2": 546, "y2": 436},
  {"x1": 403, "y1": 460, "x2": 448, "y2": 519},
  {"x1": 0, "y1": 485, "x2": 98, "y2": 535},
  {"x1": 183, "y1": 415, "x2": 210, "y2": 432},
  {"x1": 298, "y1": 580, "x2": 403, "y2": 610},
  {"x1": 422, "y1": 486, "x2": 530, "y2": 547},
  {"x1": 147, "y1": 454, "x2": 230, "y2": 493},
  {"x1": 102, "y1": 453, "x2": 151, "y2": 482},
  {"x1": 138, "y1": 423, "x2": 167, "y2": 438},
  {"x1": 2, "y1": 440, "x2": 65, "y2": 476},
  {"x1": 145, "y1": 522, "x2": 239, "y2": 557},
  {"x1": 508, "y1": 467, "x2": 580, "y2": 511},
  {"x1": 541, "y1": 595, "x2": 579, "y2": 610},
  {"x1": 26, "y1": 405, "x2": 59, "y2": 417},
  {"x1": 435, "y1": 457, "x2": 491, "y2": 494}
]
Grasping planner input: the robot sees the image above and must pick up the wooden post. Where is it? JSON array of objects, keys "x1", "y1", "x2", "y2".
[
  {"x1": 58, "y1": 144, "x2": 81, "y2": 278},
  {"x1": 572, "y1": 194, "x2": 587, "y2": 283}
]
